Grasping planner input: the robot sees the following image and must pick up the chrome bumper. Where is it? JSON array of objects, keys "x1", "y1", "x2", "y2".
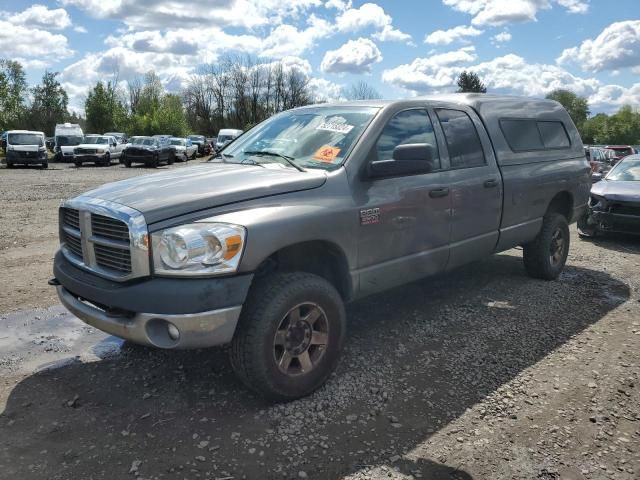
[{"x1": 57, "y1": 286, "x2": 242, "y2": 349}]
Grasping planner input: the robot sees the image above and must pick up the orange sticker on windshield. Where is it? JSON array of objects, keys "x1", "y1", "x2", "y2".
[{"x1": 313, "y1": 145, "x2": 341, "y2": 163}]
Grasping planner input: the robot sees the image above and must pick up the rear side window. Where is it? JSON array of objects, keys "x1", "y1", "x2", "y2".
[
  {"x1": 376, "y1": 109, "x2": 441, "y2": 169},
  {"x1": 500, "y1": 119, "x2": 571, "y2": 151},
  {"x1": 538, "y1": 121, "x2": 570, "y2": 148},
  {"x1": 435, "y1": 109, "x2": 486, "y2": 169}
]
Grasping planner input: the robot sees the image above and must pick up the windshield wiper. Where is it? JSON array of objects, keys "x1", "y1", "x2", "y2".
[{"x1": 243, "y1": 150, "x2": 305, "y2": 172}]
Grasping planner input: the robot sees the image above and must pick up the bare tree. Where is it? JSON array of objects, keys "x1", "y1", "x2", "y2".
[{"x1": 342, "y1": 80, "x2": 381, "y2": 101}]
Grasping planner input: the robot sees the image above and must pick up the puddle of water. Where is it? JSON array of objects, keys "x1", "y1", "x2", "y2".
[{"x1": 0, "y1": 305, "x2": 125, "y2": 376}]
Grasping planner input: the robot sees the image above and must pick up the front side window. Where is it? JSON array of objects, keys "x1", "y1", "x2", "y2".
[
  {"x1": 436, "y1": 109, "x2": 485, "y2": 168},
  {"x1": 375, "y1": 109, "x2": 440, "y2": 168}
]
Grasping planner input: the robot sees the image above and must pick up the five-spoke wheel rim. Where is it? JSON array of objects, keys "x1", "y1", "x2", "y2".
[
  {"x1": 549, "y1": 227, "x2": 566, "y2": 267},
  {"x1": 273, "y1": 302, "x2": 329, "y2": 376}
]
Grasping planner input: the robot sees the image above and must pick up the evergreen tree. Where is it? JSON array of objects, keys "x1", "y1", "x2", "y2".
[{"x1": 456, "y1": 70, "x2": 487, "y2": 93}]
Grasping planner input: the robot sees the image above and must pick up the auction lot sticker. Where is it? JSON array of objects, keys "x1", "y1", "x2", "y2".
[
  {"x1": 313, "y1": 145, "x2": 341, "y2": 163},
  {"x1": 316, "y1": 122, "x2": 354, "y2": 134}
]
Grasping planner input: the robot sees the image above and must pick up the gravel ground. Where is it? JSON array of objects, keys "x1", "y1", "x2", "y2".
[{"x1": 0, "y1": 160, "x2": 639, "y2": 479}]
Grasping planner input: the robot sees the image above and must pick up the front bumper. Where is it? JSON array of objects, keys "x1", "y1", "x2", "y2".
[
  {"x1": 57, "y1": 286, "x2": 242, "y2": 348},
  {"x1": 53, "y1": 251, "x2": 253, "y2": 348},
  {"x1": 74, "y1": 154, "x2": 106, "y2": 163},
  {"x1": 7, "y1": 153, "x2": 47, "y2": 164},
  {"x1": 590, "y1": 210, "x2": 640, "y2": 235}
]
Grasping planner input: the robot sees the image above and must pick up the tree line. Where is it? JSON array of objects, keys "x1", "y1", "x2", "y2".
[{"x1": 1, "y1": 57, "x2": 638, "y2": 145}]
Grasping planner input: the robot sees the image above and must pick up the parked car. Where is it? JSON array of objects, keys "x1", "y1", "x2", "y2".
[
  {"x1": 45, "y1": 137, "x2": 55, "y2": 151},
  {"x1": 74, "y1": 135, "x2": 123, "y2": 167},
  {"x1": 122, "y1": 136, "x2": 174, "y2": 168},
  {"x1": 604, "y1": 145, "x2": 634, "y2": 165},
  {"x1": 188, "y1": 134, "x2": 210, "y2": 156},
  {"x1": 1, "y1": 131, "x2": 8, "y2": 151},
  {"x1": 104, "y1": 132, "x2": 128, "y2": 144},
  {"x1": 215, "y1": 128, "x2": 243, "y2": 152},
  {"x1": 5, "y1": 130, "x2": 48, "y2": 168},
  {"x1": 51, "y1": 94, "x2": 589, "y2": 400},
  {"x1": 54, "y1": 123, "x2": 84, "y2": 162},
  {"x1": 169, "y1": 137, "x2": 198, "y2": 161},
  {"x1": 578, "y1": 154, "x2": 640, "y2": 237}
]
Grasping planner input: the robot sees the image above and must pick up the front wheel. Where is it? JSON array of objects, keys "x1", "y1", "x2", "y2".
[
  {"x1": 74, "y1": 160, "x2": 82, "y2": 168},
  {"x1": 230, "y1": 272, "x2": 346, "y2": 401},
  {"x1": 124, "y1": 159, "x2": 131, "y2": 168},
  {"x1": 168, "y1": 153, "x2": 175, "y2": 165},
  {"x1": 523, "y1": 213, "x2": 570, "y2": 280},
  {"x1": 42, "y1": 162, "x2": 48, "y2": 169}
]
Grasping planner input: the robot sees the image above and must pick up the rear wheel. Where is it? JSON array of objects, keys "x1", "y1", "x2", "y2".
[
  {"x1": 523, "y1": 213, "x2": 570, "y2": 280},
  {"x1": 102, "y1": 153, "x2": 111, "y2": 166},
  {"x1": 231, "y1": 272, "x2": 346, "y2": 401}
]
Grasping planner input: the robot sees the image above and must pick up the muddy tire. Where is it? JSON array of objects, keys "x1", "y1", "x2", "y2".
[
  {"x1": 523, "y1": 213, "x2": 570, "y2": 280},
  {"x1": 231, "y1": 272, "x2": 346, "y2": 401}
]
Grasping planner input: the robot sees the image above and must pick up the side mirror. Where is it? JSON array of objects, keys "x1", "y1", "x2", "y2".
[
  {"x1": 369, "y1": 143, "x2": 435, "y2": 178},
  {"x1": 591, "y1": 172, "x2": 603, "y2": 183}
]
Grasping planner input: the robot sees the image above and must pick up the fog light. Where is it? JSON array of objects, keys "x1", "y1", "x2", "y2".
[{"x1": 167, "y1": 323, "x2": 180, "y2": 341}]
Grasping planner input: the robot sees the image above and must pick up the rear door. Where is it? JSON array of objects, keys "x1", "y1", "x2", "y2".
[
  {"x1": 356, "y1": 107, "x2": 451, "y2": 295},
  {"x1": 432, "y1": 107, "x2": 502, "y2": 270}
]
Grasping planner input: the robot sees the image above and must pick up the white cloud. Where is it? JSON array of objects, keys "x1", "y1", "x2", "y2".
[
  {"x1": 492, "y1": 31, "x2": 512, "y2": 43},
  {"x1": 335, "y1": 3, "x2": 412, "y2": 43},
  {"x1": 381, "y1": 46, "x2": 478, "y2": 89},
  {"x1": 383, "y1": 50, "x2": 639, "y2": 112},
  {"x1": 0, "y1": 20, "x2": 73, "y2": 60},
  {"x1": 425, "y1": 25, "x2": 483, "y2": 45},
  {"x1": 60, "y1": 0, "x2": 323, "y2": 30},
  {"x1": 321, "y1": 38, "x2": 382, "y2": 74},
  {"x1": 557, "y1": 0, "x2": 589, "y2": 14},
  {"x1": 308, "y1": 77, "x2": 344, "y2": 101},
  {"x1": 557, "y1": 20, "x2": 640, "y2": 72},
  {"x1": 324, "y1": 0, "x2": 352, "y2": 10},
  {"x1": 7, "y1": 4, "x2": 72, "y2": 30},
  {"x1": 442, "y1": 0, "x2": 589, "y2": 26},
  {"x1": 74, "y1": 26, "x2": 88, "y2": 33},
  {"x1": 261, "y1": 17, "x2": 331, "y2": 58}
]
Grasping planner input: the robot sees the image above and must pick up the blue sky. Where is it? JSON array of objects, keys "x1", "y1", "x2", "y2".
[{"x1": 1, "y1": 0, "x2": 639, "y2": 113}]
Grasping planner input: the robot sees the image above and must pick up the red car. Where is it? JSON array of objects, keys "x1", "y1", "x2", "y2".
[{"x1": 604, "y1": 145, "x2": 635, "y2": 163}]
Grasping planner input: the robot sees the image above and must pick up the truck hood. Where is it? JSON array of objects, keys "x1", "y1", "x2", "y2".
[
  {"x1": 592, "y1": 180, "x2": 640, "y2": 202},
  {"x1": 60, "y1": 146, "x2": 77, "y2": 153},
  {"x1": 82, "y1": 163, "x2": 328, "y2": 224}
]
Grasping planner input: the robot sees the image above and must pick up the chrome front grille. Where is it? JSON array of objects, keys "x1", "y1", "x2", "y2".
[
  {"x1": 59, "y1": 197, "x2": 149, "y2": 281},
  {"x1": 76, "y1": 148, "x2": 97, "y2": 154},
  {"x1": 91, "y1": 214, "x2": 130, "y2": 241}
]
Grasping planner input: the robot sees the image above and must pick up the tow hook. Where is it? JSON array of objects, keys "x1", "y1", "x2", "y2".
[{"x1": 48, "y1": 278, "x2": 61, "y2": 286}]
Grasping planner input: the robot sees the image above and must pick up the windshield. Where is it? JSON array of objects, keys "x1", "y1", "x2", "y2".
[
  {"x1": 607, "y1": 157, "x2": 640, "y2": 181},
  {"x1": 170, "y1": 139, "x2": 184, "y2": 146},
  {"x1": 83, "y1": 136, "x2": 109, "y2": 144},
  {"x1": 130, "y1": 137, "x2": 144, "y2": 144},
  {"x1": 142, "y1": 138, "x2": 156, "y2": 146},
  {"x1": 57, "y1": 135, "x2": 82, "y2": 146},
  {"x1": 189, "y1": 136, "x2": 204, "y2": 141},
  {"x1": 8, "y1": 133, "x2": 44, "y2": 146},
  {"x1": 223, "y1": 107, "x2": 379, "y2": 170},
  {"x1": 218, "y1": 135, "x2": 233, "y2": 143}
]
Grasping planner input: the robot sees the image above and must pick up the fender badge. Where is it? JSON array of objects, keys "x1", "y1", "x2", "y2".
[{"x1": 360, "y1": 208, "x2": 380, "y2": 225}]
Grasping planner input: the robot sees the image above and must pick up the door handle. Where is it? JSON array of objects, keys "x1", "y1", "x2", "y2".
[
  {"x1": 484, "y1": 178, "x2": 499, "y2": 188},
  {"x1": 429, "y1": 188, "x2": 449, "y2": 198}
]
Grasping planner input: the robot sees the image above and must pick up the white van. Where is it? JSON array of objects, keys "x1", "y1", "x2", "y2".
[
  {"x1": 215, "y1": 128, "x2": 243, "y2": 152},
  {"x1": 5, "y1": 130, "x2": 48, "y2": 168},
  {"x1": 54, "y1": 123, "x2": 84, "y2": 162}
]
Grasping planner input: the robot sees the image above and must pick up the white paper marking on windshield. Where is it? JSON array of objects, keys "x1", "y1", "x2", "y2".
[{"x1": 316, "y1": 122, "x2": 354, "y2": 134}]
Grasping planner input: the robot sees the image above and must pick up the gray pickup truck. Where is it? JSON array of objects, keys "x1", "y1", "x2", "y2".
[{"x1": 52, "y1": 94, "x2": 590, "y2": 400}]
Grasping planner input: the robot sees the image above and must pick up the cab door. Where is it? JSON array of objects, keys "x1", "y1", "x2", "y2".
[
  {"x1": 355, "y1": 108, "x2": 452, "y2": 296},
  {"x1": 432, "y1": 107, "x2": 502, "y2": 270}
]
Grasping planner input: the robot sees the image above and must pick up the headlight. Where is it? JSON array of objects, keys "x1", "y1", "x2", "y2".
[
  {"x1": 152, "y1": 223, "x2": 246, "y2": 276},
  {"x1": 97, "y1": 149, "x2": 105, "y2": 153},
  {"x1": 589, "y1": 195, "x2": 606, "y2": 209}
]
